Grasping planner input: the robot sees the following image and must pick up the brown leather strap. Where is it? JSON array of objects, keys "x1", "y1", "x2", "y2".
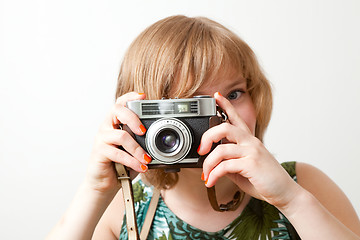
[
  {"x1": 206, "y1": 107, "x2": 244, "y2": 211},
  {"x1": 207, "y1": 186, "x2": 244, "y2": 212},
  {"x1": 115, "y1": 163, "x2": 139, "y2": 240}
]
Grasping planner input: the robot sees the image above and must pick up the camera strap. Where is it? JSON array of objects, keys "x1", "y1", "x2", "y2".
[
  {"x1": 206, "y1": 106, "x2": 245, "y2": 212},
  {"x1": 116, "y1": 162, "x2": 160, "y2": 240},
  {"x1": 115, "y1": 163, "x2": 139, "y2": 240},
  {"x1": 207, "y1": 186, "x2": 244, "y2": 212}
]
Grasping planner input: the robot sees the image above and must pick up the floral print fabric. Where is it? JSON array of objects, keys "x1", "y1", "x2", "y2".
[{"x1": 119, "y1": 162, "x2": 300, "y2": 240}]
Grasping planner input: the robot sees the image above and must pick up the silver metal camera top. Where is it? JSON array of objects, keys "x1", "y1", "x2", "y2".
[
  {"x1": 193, "y1": 95, "x2": 212, "y2": 98},
  {"x1": 126, "y1": 96, "x2": 217, "y2": 119}
]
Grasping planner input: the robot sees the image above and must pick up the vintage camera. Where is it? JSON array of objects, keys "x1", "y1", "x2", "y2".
[{"x1": 126, "y1": 96, "x2": 223, "y2": 172}]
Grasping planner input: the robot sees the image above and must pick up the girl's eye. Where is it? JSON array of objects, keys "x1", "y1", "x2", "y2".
[{"x1": 227, "y1": 90, "x2": 244, "y2": 100}]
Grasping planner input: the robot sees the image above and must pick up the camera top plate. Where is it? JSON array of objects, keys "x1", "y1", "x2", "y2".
[{"x1": 126, "y1": 96, "x2": 217, "y2": 119}]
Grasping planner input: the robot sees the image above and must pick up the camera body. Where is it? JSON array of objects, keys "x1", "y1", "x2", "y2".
[{"x1": 126, "y1": 96, "x2": 222, "y2": 172}]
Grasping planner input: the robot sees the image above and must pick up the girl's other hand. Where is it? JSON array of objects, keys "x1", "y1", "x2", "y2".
[
  {"x1": 86, "y1": 92, "x2": 151, "y2": 194},
  {"x1": 199, "y1": 92, "x2": 302, "y2": 209}
]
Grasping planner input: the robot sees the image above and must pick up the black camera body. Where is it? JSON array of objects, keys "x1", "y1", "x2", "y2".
[{"x1": 126, "y1": 96, "x2": 222, "y2": 172}]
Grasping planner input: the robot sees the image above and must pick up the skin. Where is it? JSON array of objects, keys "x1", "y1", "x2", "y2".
[{"x1": 47, "y1": 73, "x2": 360, "y2": 240}]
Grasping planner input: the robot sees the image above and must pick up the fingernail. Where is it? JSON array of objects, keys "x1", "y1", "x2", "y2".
[
  {"x1": 140, "y1": 124, "x2": 147, "y2": 134},
  {"x1": 205, "y1": 179, "x2": 208, "y2": 185},
  {"x1": 138, "y1": 92, "x2": 145, "y2": 95},
  {"x1": 144, "y1": 153, "x2": 152, "y2": 164},
  {"x1": 201, "y1": 172, "x2": 205, "y2": 181},
  {"x1": 140, "y1": 164, "x2": 148, "y2": 172},
  {"x1": 197, "y1": 144, "x2": 201, "y2": 153},
  {"x1": 215, "y1": 92, "x2": 222, "y2": 97}
]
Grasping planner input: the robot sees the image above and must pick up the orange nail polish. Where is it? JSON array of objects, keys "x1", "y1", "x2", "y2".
[
  {"x1": 140, "y1": 125, "x2": 147, "y2": 134},
  {"x1": 144, "y1": 153, "x2": 152, "y2": 164},
  {"x1": 138, "y1": 92, "x2": 145, "y2": 95},
  {"x1": 197, "y1": 144, "x2": 201, "y2": 153},
  {"x1": 140, "y1": 164, "x2": 148, "y2": 172},
  {"x1": 205, "y1": 179, "x2": 208, "y2": 185},
  {"x1": 216, "y1": 92, "x2": 222, "y2": 97},
  {"x1": 201, "y1": 172, "x2": 205, "y2": 181}
]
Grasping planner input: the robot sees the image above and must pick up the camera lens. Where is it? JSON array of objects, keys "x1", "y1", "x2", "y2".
[
  {"x1": 155, "y1": 129, "x2": 180, "y2": 153},
  {"x1": 145, "y1": 118, "x2": 192, "y2": 164}
]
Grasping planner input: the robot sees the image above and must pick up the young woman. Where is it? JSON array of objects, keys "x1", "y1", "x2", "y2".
[{"x1": 47, "y1": 15, "x2": 360, "y2": 240}]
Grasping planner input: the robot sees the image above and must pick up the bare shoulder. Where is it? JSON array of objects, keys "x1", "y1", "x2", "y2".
[
  {"x1": 92, "y1": 189, "x2": 124, "y2": 240},
  {"x1": 296, "y1": 162, "x2": 360, "y2": 235}
]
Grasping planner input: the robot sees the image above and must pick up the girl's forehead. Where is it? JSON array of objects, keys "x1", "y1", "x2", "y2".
[{"x1": 203, "y1": 68, "x2": 245, "y2": 87}]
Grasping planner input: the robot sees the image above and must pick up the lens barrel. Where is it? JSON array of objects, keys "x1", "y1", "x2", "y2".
[{"x1": 145, "y1": 118, "x2": 192, "y2": 164}]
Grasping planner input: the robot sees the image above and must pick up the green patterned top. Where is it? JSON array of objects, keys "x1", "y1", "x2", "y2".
[{"x1": 119, "y1": 161, "x2": 301, "y2": 240}]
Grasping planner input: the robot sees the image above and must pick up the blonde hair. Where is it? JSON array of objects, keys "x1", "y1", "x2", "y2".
[{"x1": 115, "y1": 15, "x2": 272, "y2": 189}]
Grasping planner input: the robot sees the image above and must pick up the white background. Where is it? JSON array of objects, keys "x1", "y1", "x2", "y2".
[{"x1": 1, "y1": 0, "x2": 359, "y2": 239}]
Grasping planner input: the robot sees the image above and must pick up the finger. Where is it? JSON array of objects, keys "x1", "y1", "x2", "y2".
[
  {"x1": 202, "y1": 143, "x2": 244, "y2": 181},
  {"x1": 214, "y1": 92, "x2": 251, "y2": 133},
  {"x1": 205, "y1": 158, "x2": 241, "y2": 187},
  {"x1": 103, "y1": 92, "x2": 146, "y2": 134},
  {"x1": 197, "y1": 123, "x2": 249, "y2": 155},
  {"x1": 205, "y1": 159, "x2": 263, "y2": 200},
  {"x1": 112, "y1": 104, "x2": 147, "y2": 136},
  {"x1": 100, "y1": 143, "x2": 148, "y2": 173},
  {"x1": 115, "y1": 92, "x2": 146, "y2": 106},
  {"x1": 102, "y1": 129, "x2": 152, "y2": 165}
]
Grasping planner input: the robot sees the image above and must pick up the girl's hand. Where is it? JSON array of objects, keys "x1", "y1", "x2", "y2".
[
  {"x1": 86, "y1": 92, "x2": 151, "y2": 194},
  {"x1": 199, "y1": 92, "x2": 302, "y2": 209}
]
